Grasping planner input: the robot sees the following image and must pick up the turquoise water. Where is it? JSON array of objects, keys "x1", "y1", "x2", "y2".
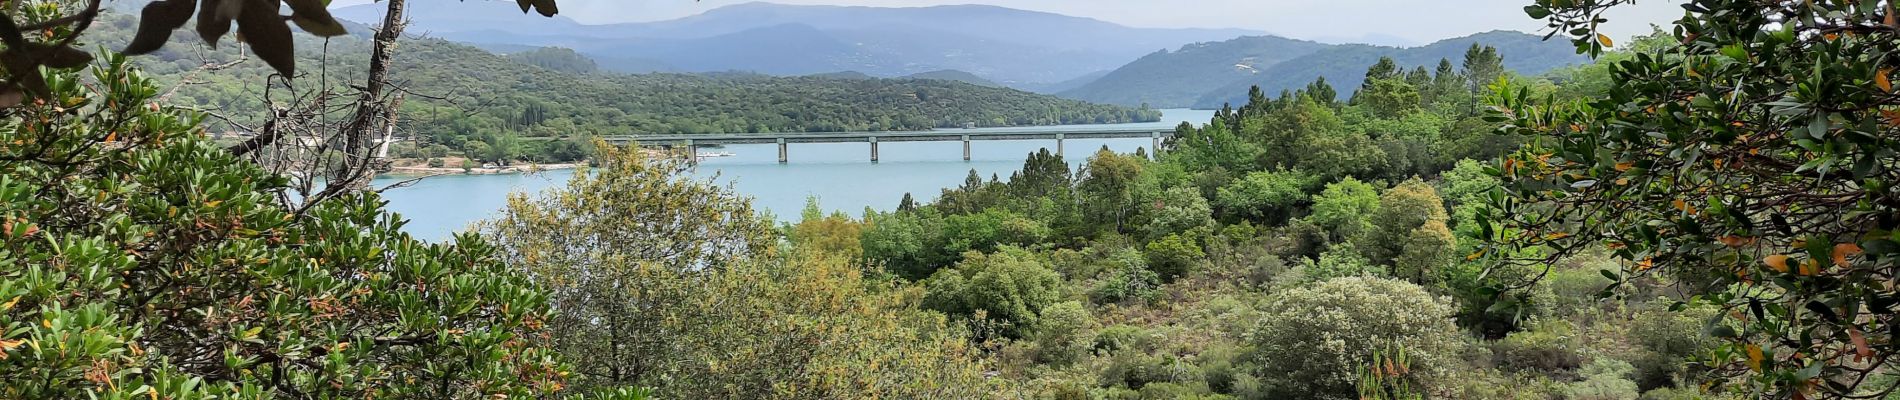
[{"x1": 373, "y1": 108, "x2": 1215, "y2": 240}]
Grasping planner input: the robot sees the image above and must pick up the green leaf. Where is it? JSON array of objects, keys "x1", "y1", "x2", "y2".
[{"x1": 1524, "y1": 5, "x2": 1553, "y2": 18}]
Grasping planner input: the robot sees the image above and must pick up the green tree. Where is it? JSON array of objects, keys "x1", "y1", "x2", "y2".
[
  {"x1": 1272, "y1": 99, "x2": 1386, "y2": 179},
  {"x1": 1361, "y1": 179, "x2": 1451, "y2": 270},
  {"x1": 0, "y1": 55, "x2": 576, "y2": 398},
  {"x1": 921, "y1": 246, "x2": 1066, "y2": 339},
  {"x1": 1145, "y1": 233, "x2": 1207, "y2": 281},
  {"x1": 1360, "y1": 78, "x2": 1423, "y2": 119},
  {"x1": 1215, "y1": 169, "x2": 1317, "y2": 224},
  {"x1": 1078, "y1": 147, "x2": 1146, "y2": 234},
  {"x1": 1494, "y1": 0, "x2": 1900, "y2": 395},
  {"x1": 483, "y1": 142, "x2": 775, "y2": 392},
  {"x1": 1090, "y1": 248, "x2": 1163, "y2": 305},
  {"x1": 862, "y1": 208, "x2": 950, "y2": 279},
  {"x1": 1308, "y1": 177, "x2": 1382, "y2": 243},
  {"x1": 1141, "y1": 186, "x2": 1215, "y2": 240},
  {"x1": 1033, "y1": 301, "x2": 1099, "y2": 367},
  {"x1": 1461, "y1": 43, "x2": 1504, "y2": 92}
]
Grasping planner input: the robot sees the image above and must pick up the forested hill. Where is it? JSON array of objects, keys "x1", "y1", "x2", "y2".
[
  {"x1": 81, "y1": 11, "x2": 1158, "y2": 141},
  {"x1": 1058, "y1": 36, "x2": 1331, "y2": 108},
  {"x1": 1190, "y1": 30, "x2": 1586, "y2": 108}
]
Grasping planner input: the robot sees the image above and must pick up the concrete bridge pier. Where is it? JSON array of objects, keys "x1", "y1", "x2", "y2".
[
  {"x1": 961, "y1": 135, "x2": 971, "y2": 161},
  {"x1": 777, "y1": 138, "x2": 788, "y2": 163},
  {"x1": 869, "y1": 136, "x2": 880, "y2": 163},
  {"x1": 1150, "y1": 132, "x2": 1162, "y2": 159},
  {"x1": 1055, "y1": 133, "x2": 1065, "y2": 157},
  {"x1": 683, "y1": 139, "x2": 697, "y2": 165}
]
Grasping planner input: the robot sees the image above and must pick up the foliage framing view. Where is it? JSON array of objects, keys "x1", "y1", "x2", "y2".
[
  {"x1": 1487, "y1": 0, "x2": 1900, "y2": 397},
  {"x1": 7, "y1": 0, "x2": 1900, "y2": 399}
]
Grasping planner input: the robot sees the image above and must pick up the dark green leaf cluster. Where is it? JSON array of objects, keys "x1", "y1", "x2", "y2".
[
  {"x1": 0, "y1": 53, "x2": 591, "y2": 399},
  {"x1": 1492, "y1": 0, "x2": 1900, "y2": 396}
]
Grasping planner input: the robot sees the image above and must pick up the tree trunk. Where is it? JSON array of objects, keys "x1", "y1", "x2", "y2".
[{"x1": 337, "y1": 0, "x2": 408, "y2": 192}]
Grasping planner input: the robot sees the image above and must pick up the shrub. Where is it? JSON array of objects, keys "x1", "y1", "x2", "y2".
[
  {"x1": 1090, "y1": 249, "x2": 1163, "y2": 305},
  {"x1": 921, "y1": 246, "x2": 1066, "y2": 338},
  {"x1": 1491, "y1": 320, "x2": 1585, "y2": 376},
  {"x1": 1564, "y1": 359, "x2": 1640, "y2": 400},
  {"x1": 1035, "y1": 301, "x2": 1100, "y2": 366},
  {"x1": 1095, "y1": 324, "x2": 1154, "y2": 354},
  {"x1": 1248, "y1": 276, "x2": 1465, "y2": 399},
  {"x1": 1145, "y1": 233, "x2": 1206, "y2": 281},
  {"x1": 1213, "y1": 169, "x2": 1316, "y2": 223}
]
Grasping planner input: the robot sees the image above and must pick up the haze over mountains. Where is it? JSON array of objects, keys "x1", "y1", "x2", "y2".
[
  {"x1": 333, "y1": 1, "x2": 1592, "y2": 109},
  {"x1": 333, "y1": 1, "x2": 1262, "y2": 85},
  {"x1": 1061, "y1": 30, "x2": 1589, "y2": 109}
]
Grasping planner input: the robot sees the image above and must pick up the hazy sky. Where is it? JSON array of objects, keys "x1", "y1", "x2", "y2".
[{"x1": 334, "y1": 0, "x2": 1685, "y2": 44}]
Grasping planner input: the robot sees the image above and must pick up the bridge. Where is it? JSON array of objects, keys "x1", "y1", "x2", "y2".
[{"x1": 602, "y1": 126, "x2": 1172, "y2": 163}]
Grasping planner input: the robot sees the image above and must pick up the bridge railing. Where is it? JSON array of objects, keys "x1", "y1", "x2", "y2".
[{"x1": 606, "y1": 127, "x2": 1173, "y2": 163}]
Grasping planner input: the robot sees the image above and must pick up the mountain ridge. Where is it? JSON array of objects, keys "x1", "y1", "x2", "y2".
[
  {"x1": 331, "y1": 1, "x2": 1265, "y2": 86},
  {"x1": 1190, "y1": 30, "x2": 1588, "y2": 108}
]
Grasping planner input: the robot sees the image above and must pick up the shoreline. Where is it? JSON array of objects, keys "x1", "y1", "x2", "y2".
[{"x1": 382, "y1": 163, "x2": 582, "y2": 178}]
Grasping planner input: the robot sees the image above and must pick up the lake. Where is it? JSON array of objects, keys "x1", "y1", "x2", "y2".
[{"x1": 373, "y1": 108, "x2": 1215, "y2": 240}]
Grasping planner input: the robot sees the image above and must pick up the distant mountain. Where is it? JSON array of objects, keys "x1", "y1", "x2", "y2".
[
  {"x1": 1308, "y1": 33, "x2": 1423, "y2": 47},
  {"x1": 506, "y1": 47, "x2": 599, "y2": 74},
  {"x1": 86, "y1": 8, "x2": 1159, "y2": 138},
  {"x1": 1058, "y1": 36, "x2": 1331, "y2": 108},
  {"x1": 1018, "y1": 70, "x2": 1111, "y2": 94},
  {"x1": 901, "y1": 70, "x2": 1002, "y2": 88},
  {"x1": 332, "y1": 1, "x2": 1264, "y2": 86},
  {"x1": 1190, "y1": 31, "x2": 1589, "y2": 108},
  {"x1": 808, "y1": 71, "x2": 877, "y2": 80}
]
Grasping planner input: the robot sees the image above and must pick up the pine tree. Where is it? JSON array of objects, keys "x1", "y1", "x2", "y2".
[{"x1": 1461, "y1": 44, "x2": 1504, "y2": 92}]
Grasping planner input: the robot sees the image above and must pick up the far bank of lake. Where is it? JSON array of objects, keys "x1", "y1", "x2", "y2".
[{"x1": 373, "y1": 108, "x2": 1214, "y2": 240}]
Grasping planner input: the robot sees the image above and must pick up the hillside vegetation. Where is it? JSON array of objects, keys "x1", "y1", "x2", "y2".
[
  {"x1": 1193, "y1": 30, "x2": 1586, "y2": 108},
  {"x1": 1059, "y1": 36, "x2": 1331, "y2": 108},
  {"x1": 84, "y1": 11, "x2": 1156, "y2": 164},
  {"x1": 1054, "y1": 30, "x2": 1585, "y2": 109}
]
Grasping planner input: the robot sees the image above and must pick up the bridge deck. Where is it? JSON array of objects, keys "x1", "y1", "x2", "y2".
[{"x1": 604, "y1": 127, "x2": 1170, "y2": 145}]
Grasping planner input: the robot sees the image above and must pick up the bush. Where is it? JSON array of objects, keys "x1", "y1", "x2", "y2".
[
  {"x1": 921, "y1": 246, "x2": 1066, "y2": 338},
  {"x1": 1141, "y1": 186, "x2": 1215, "y2": 240},
  {"x1": 1090, "y1": 249, "x2": 1162, "y2": 305},
  {"x1": 1278, "y1": 242, "x2": 1383, "y2": 287},
  {"x1": 1248, "y1": 276, "x2": 1465, "y2": 399},
  {"x1": 1306, "y1": 177, "x2": 1380, "y2": 242},
  {"x1": 1628, "y1": 303, "x2": 1717, "y2": 390},
  {"x1": 1095, "y1": 324, "x2": 1154, "y2": 354},
  {"x1": 1213, "y1": 169, "x2": 1316, "y2": 223},
  {"x1": 1035, "y1": 301, "x2": 1099, "y2": 366},
  {"x1": 1491, "y1": 320, "x2": 1585, "y2": 376},
  {"x1": 1564, "y1": 359, "x2": 1640, "y2": 400},
  {"x1": 1144, "y1": 233, "x2": 1206, "y2": 281},
  {"x1": 1100, "y1": 352, "x2": 1199, "y2": 390}
]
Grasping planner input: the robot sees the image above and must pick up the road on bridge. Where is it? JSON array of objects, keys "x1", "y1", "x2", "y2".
[{"x1": 603, "y1": 126, "x2": 1174, "y2": 163}]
